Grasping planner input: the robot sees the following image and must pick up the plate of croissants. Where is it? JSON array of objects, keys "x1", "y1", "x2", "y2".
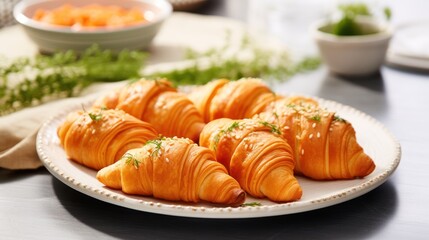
[{"x1": 36, "y1": 78, "x2": 401, "y2": 218}]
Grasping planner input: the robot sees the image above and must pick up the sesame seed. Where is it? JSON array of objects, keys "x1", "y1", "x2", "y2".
[
  {"x1": 317, "y1": 132, "x2": 321, "y2": 138},
  {"x1": 312, "y1": 123, "x2": 316, "y2": 128},
  {"x1": 301, "y1": 149, "x2": 304, "y2": 155},
  {"x1": 309, "y1": 133, "x2": 313, "y2": 139},
  {"x1": 283, "y1": 126, "x2": 290, "y2": 130}
]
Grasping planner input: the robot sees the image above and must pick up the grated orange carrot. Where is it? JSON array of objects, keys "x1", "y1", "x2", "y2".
[{"x1": 33, "y1": 4, "x2": 148, "y2": 28}]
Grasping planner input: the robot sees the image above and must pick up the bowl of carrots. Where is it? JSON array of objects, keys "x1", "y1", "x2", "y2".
[{"x1": 13, "y1": 0, "x2": 172, "y2": 53}]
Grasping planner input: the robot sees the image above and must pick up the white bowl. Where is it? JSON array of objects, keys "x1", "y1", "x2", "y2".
[
  {"x1": 13, "y1": 0, "x2": 172, "y2": 53},
  {"x1": 311, "y1": 18, "x2": 392, "y2": 76}
]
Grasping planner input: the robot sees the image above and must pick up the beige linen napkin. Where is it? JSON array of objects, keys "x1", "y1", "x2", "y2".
[{"x1": 0, "y1": 12, "x2": 249, "y2": 170}]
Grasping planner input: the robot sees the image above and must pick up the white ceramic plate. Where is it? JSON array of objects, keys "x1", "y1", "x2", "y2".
[{"x1": 36, "y1": 98, "x2": 401, "y2": 219}]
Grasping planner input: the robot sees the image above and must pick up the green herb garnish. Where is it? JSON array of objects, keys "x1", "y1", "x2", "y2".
[
  {"x1": 0, "y1": 45, "x2": 146, "y2": 116},
  {"x1": 329, "y1": 3, "x2": 391, "y2": 36},
  {"x1": 212, "y1": 121, "x2": 242, "y2": 150},
  {"x1": 1, "y1": 32, "x2": 321, "y2": 116},
  {"x1": 123, "y1": 152, "x2": 140, "y2": 169},
  {"x1": 259, "y1": 121, "x2": 281, "y2": 135},
  {"x1": 334, "y1": 115, "x2": 347, "y2": 123},
  {"x1": 144, "y1": 32, "x2": 320, "y2": 85},
  {"x1": 145, "y1": 137, "x2": 165, "y2": 158},
  {"x1": 241, "y1": 202, "x2": 262, "y2": 207},
  {"x1": 88, "y1": 111, "x2": 103, "y2": 122},
  {"x1": 310, "y1": 114, "x2": 321, "y2": 122},
  {"x1": 82, "y1": 104, "x2": 104, "y2": 122}
]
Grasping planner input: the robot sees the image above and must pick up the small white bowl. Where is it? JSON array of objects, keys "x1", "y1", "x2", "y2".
[
  {"x1": 13, "y1": 0, "x2": 172, "y2": 53},
  {"x1": 311, "y1": 18, "x2": 392, "y2": 76}
]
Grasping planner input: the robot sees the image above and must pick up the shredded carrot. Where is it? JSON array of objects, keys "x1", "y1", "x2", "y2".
[{"x1": 33, "y1": 4, "x2": 148, "y2": 28}]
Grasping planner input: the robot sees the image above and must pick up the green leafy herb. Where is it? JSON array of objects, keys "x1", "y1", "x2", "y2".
[
  {"x1": 88, "y1": 111, "x2": 103, "y2": 122},
  {"x1": 330, "y1": 3, "x2": 391, "y2": 36},
  {"x1": 334, "y1": 115, "x2": 347, "y2": 123},
  {"x1": 144, "y1": 33, "x2": 320, "y2": 86},
  {"x1": 332, "y1": 15, "x2": 363, "y2": 36},
  {"x1": 145, "y1": 137, "x2": 165, "y2": 158},
  {"x1": 212, "y1": 121, "x2": 242, "y2": 150},
  {"x1": 259, "y1": 121, "x2": 281, "y2": 135},
  {"x1": 384, "y1": 7, "x2": 392, "y2": 20},
  {"x1": 123, "y1": 152, "x2": 140, "y2": 169},
  {"x1": 0, "y1": 45, "x2": 146, "y2": 116},
  {"x1": 339, "y1": 3, "x2": 371, "y2": 17},
  {"x1": 241, "y1": 202, "x2": 262, "y2": 207},
  {"x1": 310, "y1": 114, "x2": 321, "y2": 122},
  {"x1": 1, "y1": 33, "x2": 321, "y2": 116}
]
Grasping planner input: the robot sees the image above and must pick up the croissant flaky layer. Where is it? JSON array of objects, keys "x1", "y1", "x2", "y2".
[
  {"x1": 57, "y1": 109, "x2": 158, "y2": 170},
  {"x1": 93, "y1": 79, "x2": 205, "y2": 142},
  {"x1": 188, "y1": 78, "x2": 279, "y2": 123},
  {"x1": 97, "y1": 137, "x2": 246, "y2": 206},
  {"x1": 256, "y1": 97, "x2": 376, "y2": 180},
  {"x1": 200, "y1": 118, "x2": 302, "y2": 202}
]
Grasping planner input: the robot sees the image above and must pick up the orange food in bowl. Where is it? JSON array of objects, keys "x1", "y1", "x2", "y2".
[{"x1": 33, "y1": 4, "x2": 148, "y2": 28}]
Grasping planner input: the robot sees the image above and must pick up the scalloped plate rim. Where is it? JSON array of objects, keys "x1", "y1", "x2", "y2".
[{"x1": 36, "y1": 96, "x2": 401, "y2": 219}]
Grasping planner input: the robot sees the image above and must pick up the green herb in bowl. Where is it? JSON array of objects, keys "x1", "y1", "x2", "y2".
[{"x1": 324, "y1": 3, "x2": 391, "y2": 36}]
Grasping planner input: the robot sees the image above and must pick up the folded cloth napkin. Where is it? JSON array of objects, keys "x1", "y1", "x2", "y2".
[{"x1": 0, "y1": 12, "x2": 248, "y2": 170}]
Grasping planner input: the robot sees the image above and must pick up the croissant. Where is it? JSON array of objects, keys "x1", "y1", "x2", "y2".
[
  {"x1": 199, "y1": 118, "x2": 302, "y2": 202},
  {"x1": 57, "y1": 108, "x2": 158, "y2": 170},
  {"x1": 256, "y1": 98, "x2": 376, "y2": 180},
  {"x1": 97, "y1": 137, "x2": 246, "y2": 206},
  {"x1": 188, "y1": 78, "x2": 279, "y2": 123},
  {"x1": 93, "y1": 78, "x2": 205, "y2": 142}
]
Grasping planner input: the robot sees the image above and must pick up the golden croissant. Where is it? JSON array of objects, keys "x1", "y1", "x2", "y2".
[
  {"x1": 93, "y1": 78, "x2": 205, "y2": 142},
  {"x1": 199, "y1": 118, "x2": 302, "y2": 202},
  {"x1": 57, "y1": 108, "x2": 158, "y2": 170},
  {"x1": 188, "y1": 78, "x2": 278, "y2": 123},
  {"x1": 97, "y1": 137, "x2": 246, "y2": 206},
  {"x1": 256, "y1": 97, "x2": 375, "y2": 180}
]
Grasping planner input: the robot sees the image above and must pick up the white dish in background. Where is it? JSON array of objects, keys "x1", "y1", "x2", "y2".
[
  {"x1": 387, "y1": 20, "x2": 429, "y2": 71},
  {"x1": 13, "y1": 0, "x2": 172, "y2": 53},
  {"x1": 311, "y1": 18, "x2": 392, "y2": 76},
  {"x1": 36, "y1": 97, "x2": 401, "y2": 219}
]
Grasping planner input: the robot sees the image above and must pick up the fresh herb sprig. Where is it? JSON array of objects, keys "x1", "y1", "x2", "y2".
[
  {"x1": 0, "y1": 45, "x2": 147, "y2": 116},
  {"x1": 145, "y1": 33, "x2": 321, "y2": 86},
  {"x1": 123, "y1": 152, "x2": 141, "y2": 169},
  {"x1": 259, "y1": 121, "x2": 281, "y2": 135},
  {"x1": 212, "y1": 121, "x2": 242, "y2": 150},
  {"x1": 331, "y1": 3, "x2": 392, "y2": 36},
  {"x1": 145, "y1": 137, "x2": 166, "y2": 158},
  {"x1": 1, "y1": 32, "x2": 321, "y2": 116}
]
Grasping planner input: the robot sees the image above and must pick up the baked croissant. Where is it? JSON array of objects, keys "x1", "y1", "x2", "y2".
[
  {"x1": 57, "y1": 108, "x2": 158, "y2": 170},
  {"x1": 256, "y1": 98, "x2": 375, "y2": 180},
  {"x1": 188, "y1": 78, "x2": 279, "y2": 123},
  {"x1": 97, "y1": 137, "x2": 246, "y2": 206},
  {"x1": 199, "y1": 118, "x2": 302, "y2": 202},
  {"x1": 93, "y1": 78, "x2": 205, "y2": 142}
]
